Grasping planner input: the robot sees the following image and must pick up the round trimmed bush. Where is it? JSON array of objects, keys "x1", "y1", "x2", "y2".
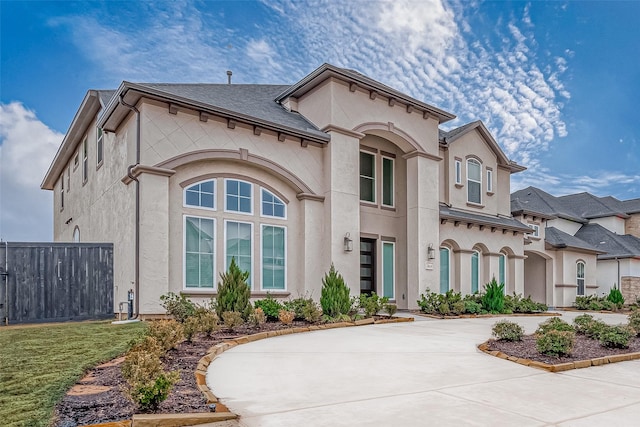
[
  {"x1": 536, "y1": 330, "x2": 575, "y2": 356},
  {"x1": 492, "y1": 320, "x2": 524, "y2": 342},
  {"x1": 536, "y1": 317, "x2": 574, "y2": 335},
  {"x1": 628, "y1": 310, "x2": 640, "y2": 336},
  {"x1": 599, "y1": 325, "x2": 634, "y2": 349}
]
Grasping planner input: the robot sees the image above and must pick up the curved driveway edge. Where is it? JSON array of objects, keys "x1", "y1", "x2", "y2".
[{"x1": 207, "y1": 312, "x2": 640, "y2": 427}]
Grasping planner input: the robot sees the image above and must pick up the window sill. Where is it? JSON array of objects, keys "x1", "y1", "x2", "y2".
[
  {"x1": 466, "y1": 202, "x2": 484, "y2": 209},
  {"x1": 380, "y1": 205, "x2": 396, "y2": 212},
  {"x1": 455, "y1": 183, "x2": 463, "y2": 188},
  {"x1": 96, "y1": 161, "x2": 103, "y2": 171},
  {"x1": 486, "y1": 191, "x2": 494, "y2": 196},
  {"x1": 360, "y1": 201, "x2": 378, "y2": 208}
]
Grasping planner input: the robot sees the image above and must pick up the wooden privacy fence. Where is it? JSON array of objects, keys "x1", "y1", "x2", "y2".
[{"x1": 0, "y1": 242, "x2": 114, "y2": 325}]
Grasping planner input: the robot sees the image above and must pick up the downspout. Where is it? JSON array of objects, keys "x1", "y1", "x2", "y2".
[{"x1": 120, "y1": 93, "x2": 141, "y2": 319}]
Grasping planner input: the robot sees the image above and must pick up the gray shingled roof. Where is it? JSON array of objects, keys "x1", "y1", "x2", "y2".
[
  {"x1": 557, "y1": 193, "x2": 628, "y2": 219},
  {"x1": 440, "y1": 121, "x2": 482, "y2": 142},
  {"x1": 511, "y1": 187, "x2": 585, "y2": 223},
  {"x1": 133, "y1": 83, "x2": 329, "y2": 140},
  {"x1": 97, "y1": 90, "x2": 116, "y2": 108},
  {"x1": 622, "y1": 198, "x2": 640, "y2": 214},
  {"x1": 545, "y1": 227, "x2": 603, "y2": 253},
  {"x1": 439, "y1": 205, "x2": 531, "y2": 232},
  {"x1": 574, "y1": 223, "x2": 640, "y2": 259}
]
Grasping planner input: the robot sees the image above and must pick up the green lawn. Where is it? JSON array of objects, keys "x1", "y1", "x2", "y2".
[{"x1": 0, "y1": 320, "x2": 147, "y2": 427}]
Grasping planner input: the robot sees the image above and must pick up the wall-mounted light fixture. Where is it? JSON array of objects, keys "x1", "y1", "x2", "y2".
[
  {"x1": 427, "y1": 243, "x2": 436, "y2": 260},
  {"x1": 344, "y1": 232, "x2": 353, "y2": 252}
]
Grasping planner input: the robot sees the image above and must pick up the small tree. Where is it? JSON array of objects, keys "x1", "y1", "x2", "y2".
[
  {"x1": 215, "y1": 258, "x2": 252, "y2": 319},
  {"x1": 320, "y1": 264, "x2": 352, "y2": 318},
  {"x1": 482, "y1": 277, "x2": 505, "y2": 314}
]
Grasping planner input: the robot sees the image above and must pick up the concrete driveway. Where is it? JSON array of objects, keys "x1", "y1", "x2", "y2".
[{"x1": 207, "y1": 312, "x2": 640, "y2": 426}]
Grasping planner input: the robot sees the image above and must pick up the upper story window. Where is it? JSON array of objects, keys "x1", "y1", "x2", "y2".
[
  {"x1": 467, "y1": 159, "x2": 481, "y2": 204},
  {"x1": 486, "y1": 169, "x2": 493, "y2": 193},
  {"x1": 576, "y1": 261, "x2": 585, "y2": 296},
  {"x1": 382, "y1": 157, "x2": 394, "y2": 207},
  {"x1": 528, "y1": 223, "x2": 540, "y2": 238},
  {"x1": 96, "y1": 128, "x2": 104, "y2": 167},
  {"x1": 60, "y1": 177, "x2": 64, "y2": 211},
  {"x1": 360, "y1": 151, "x2": 376, "y2": 203},
  {"x1": 454, "y1": 159, "x2": 462, "y2": 185},
  {"x1": 261, "y1": 189, "x2": 286, "y2": 218},
  {"x1": 225, "y1": 179, "x2": 252, "y2": 214},
  {"x1": 184, "y1": 179, "x2": 216, "y2": 210},
  {"x1": 82, "y1": 137, "x2": 88, "y2": 184}
]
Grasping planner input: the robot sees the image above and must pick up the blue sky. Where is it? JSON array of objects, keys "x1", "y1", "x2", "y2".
[{"x1": 1, "y1": 0, "x2": 639, "y2": 241}]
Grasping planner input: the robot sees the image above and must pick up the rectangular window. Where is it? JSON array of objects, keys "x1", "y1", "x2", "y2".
[
  {"x1": 499, "y1": 254, "x2": 506, "y2": 287},
  {"x1": 185, "y1": 180, "x2": 216, "y2": 210},
  {"x1": 184, "y1": 216, "x2": 215, "y2": 288},
  {"x1": 487, "y1": 169, "x2": 493, "y2": 193},
  {"x1": 577, "y1": 262, "x2": 585, "y2": 296},
  {"x1": 225, "y1": 179, "x2": 252, "y2": 214},
  {"x1": 467, "y1": 160, "x2": 481, "y2": 204},
  {"x1": 74, "y1": 153, "x2": 79, "y2": 170},
  {"x1": 226, "y1": 221, "x2": 252, "y2": 285},
  {"x1": 455, "y1": 160, "x2": 462, "y2": 185},
  {"x1": 67, "y1": 168, "x2": 70, "y2": 192},
  {"x1": 60, "y1": 178, "x2": 64, "y2": 211},
  {"x1": 471, "y1": 252, "x2": 479, "y2": 293},
  {"x1": 262, "y1": 225, "x2": 286, "y2": 290},
  {"x1": 382, "y1": 157, "x2": 394, "y2": 207},
  {"x1": 439, "y1": 248, "x2": 449, "y2": 294},
  {"x1": 382, "y1": 242, "x2": 395, "y2": 299},
  {"x1": 261, "y1": 189, "x2": 286, "y2": 218},
  {"x1": 96, "y1": 128, "x2": 104, "y2": 166},
  {"x1": 528, "y1": 224, "x2": 540, "y2": 237},
  {"x1": 82, "y1": 137, "x2": 88, "y2": 183},
  {"x1": 359, "y1": 151, "x2": 375, "y2": 203}
]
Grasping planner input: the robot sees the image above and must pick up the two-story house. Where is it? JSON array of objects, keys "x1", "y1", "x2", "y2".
[
  {"x1": 41, "y1": 63, "x2": 530, "y2": 316},
  {"x1": 511, "y1": 187, "x2": 640, "y2": 307}
]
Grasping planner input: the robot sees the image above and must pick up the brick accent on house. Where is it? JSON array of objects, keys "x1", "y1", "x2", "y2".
[
  {"x1": 621, "y1": 276, "x2": 640, "y2": 303},
  {"x1": 625, "y1": 213, "x2": 640, "y2": 238}
]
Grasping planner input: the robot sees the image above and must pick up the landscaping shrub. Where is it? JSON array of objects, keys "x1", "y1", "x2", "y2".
[
  {"x1": 254, "y1": 294, "x2": 285, "y2": 321},
  {"x1": 536, "y1": 317, "x2": 574, "y2": 335},
  {"x1": 482, "y1": 278, "x2": 505, "y2": 313},
  {"x1": 129, "y1": 372, "x2": 180, "y2": 411},
  {"x1": 599, "y1": 325, "x2": 634, "y2": 349},
  {"x1": 574, "y1": 295, "x2": 593, "y2": 310},
  {"x1": 438, "y1": 302, "x2": 451, "y2": 315},
  {"x1": 222, "y1": 311, "x2": 244, "y2": 331},
  {"x1": 600, "y1": 299, "x2": 617, "y2": 311},
  {"x1": 463, "y1": 299, "x2": 482, "y2": 314},
  {"x1": 572, "y1": 314, "x2": 595, "y2": 335},
  {"x1": 583, "y1": 319, "x2": 608, "y2": 339},
  {"x1": 358, "y1": 292, "x2": 388, "y2": 317},
  {"x1": 588, "y1": 299, "x2": 604, "y2": 311},
  {"x1": 607, "y1": 285, "x2": 625, "y2": 308},
  {"x1": 182, "y1": 315, "x2": 201, "y2": 342},
  {"x1": 383, "y1": 303, "x2": 397, "y2": 318},
  {"x1": 492, "y1": 320, "x2": 524, "y2": 341},
  {"x1": 320, "y1": 264, "x2": 352, "y2": 318},
  {"x1": 249, "y1": 307, "x2": 267, "y2": 326},
  {"x1": 195, "y1": 307, "x2": 219, "y2": 337},
  {"x1": 160, "y1": 292, "x2": 196, "y2": 323},
  {"x1": 278, "y1": 310, "x2": 295, "y2": 325},
  {"x1": 507, "y1": 293, "x2": 547, "y2": 313},
  {"x1": 284, "y1": 295, "x2": 322, "y2": 322},
  {"x1": 216, "y1": 258, "x2": 252, "y2": 319},
  {"x1": 146, "y1": 320, "x2": 184, "y2": 352},
  {"x1": 451, "y1": 301, "x2": 465, "y2": 315},
  {"x1": 628, "y1": 310, "x2": 640, "y2": 336},
  {"x1": 417, "y1": 290, "x2": 441, "y2": 314},
  {"x1": 536, "y1": 330, "x2": 575, "y2": 356}
]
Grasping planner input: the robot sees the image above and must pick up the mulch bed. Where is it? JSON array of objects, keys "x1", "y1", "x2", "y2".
[
  {"x1": 53, "y1": 321, "x2": 311, "y2": 427},
  {"x1": 487, "y1": 334, "x2": 640, "y2": 365}
]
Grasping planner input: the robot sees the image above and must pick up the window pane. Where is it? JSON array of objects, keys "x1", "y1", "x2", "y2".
[
  {"x1": 226, "y1": 221, "x2": 252, "y2": 285},
  {"x1": 440, "y1": 248, "x2": 449, "y2": 294},
  {"x1": 263, "y1": 202, "x2": 273, "y2": 217},
  {"x1": 455, "y1": 161, "x2": 461, "y2": 184},
  {"x1": 360, "y1": 152, "x2": 374, "y2": 177},
  {"x1": 471, "y1": 252, "x2": 479, "y2": 293},
  {"x1": 382, "y1": 158, "x2": 394, "y2": 206},
  {"x1": 499, "y1": 255, "x2": 506, "y2": 286},
  {"x1": 199, "y1": 254, "x2": 214, "y2": 288},
  {"x1": 273, "y1": 204, "x2": 285, "y2": 218},
  {"x1": 185, "y1": 191, "x2": 199, "y2": 206},
  {"x1": 201, "y1": 180, "x2": 214, "y2": 193},
  {"x1": 239, "y1": 181, "x2": 251, "y2": 197},
  {"x1": 185, "y1": 253, "x2": 200, "y2": 286},
  {"x1": 201, "y1": 193, "x2": 214, "y2": 208},
  {"x1": 360, "y1": 177, "x2": 375, "y2": 202},
  {"x1": 239, "y1": 197, "x2": 251, "y2": 213},
  {"x1": 262, "y1": 225, "x2": 285, "y2": 290},
  {"x1": 468, "y1": 161, "x2": 481, "y2": 181},
  {"x1": 468, "y1": 181, "x2": 481, "y2": 204},
  {"x1": 227, "y1": 180, "x2": 238, "y2": 196},
  {"x1": 262, "y1": 189, "x2": 273, "y2": 203},
  {"x1": 382, "y1": 243, "x2": 394, "y2": 298},
  {"x1": 185, "y1": 217, "x2": 215, "y2": 288},
  {"x1": 185, "y1": 181, "x2": 215, "y2": 209}
]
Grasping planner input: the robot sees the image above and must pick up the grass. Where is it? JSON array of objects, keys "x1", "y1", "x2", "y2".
[{"x1": 0, "y1": 320, "x2": 147, "y2": 427}]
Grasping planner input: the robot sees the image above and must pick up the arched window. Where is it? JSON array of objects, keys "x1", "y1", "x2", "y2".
[
  {"x1": 184, "y1": 179, "x2": 216, "y2": 210},
  {"x1": 499, "y1": 252, "x2": 507, "y2": 293},
  {"x1": 471, "y1": 251, "x2": 480, "y2": 293},
  {"x1": 467, "y1": 159, "x2": 482, "y2": 204},
  {"x1": 439, "y1": 247, "x2": 450, "y2": 294},
  {"x1": 73, "y1": 226, "x2": 80, "y2": 242},
  {"x1": 576, "y1": 261, "x2": 585, "y2": 296},
  {"x1": 261, "y1": 189, "x2": 286, "y2": 218}
]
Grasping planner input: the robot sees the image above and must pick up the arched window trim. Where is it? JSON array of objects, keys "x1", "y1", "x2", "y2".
[
  {"x1": 467, "y1": 159, "x2": 482, "y2": 205},
  {"x1": 183, "y1": 178, "x2": 216, "y2": 211},
  {"x1": 260, "y1": 188, "x2": 287, "y2": 219},
  {"x1": 576, "y1": 260, "x2": 586, "y2": 296}
]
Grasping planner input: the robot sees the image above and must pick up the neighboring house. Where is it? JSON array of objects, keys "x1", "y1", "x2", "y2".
[
  {"x1": 41, "y1": 63, "x2": 530, "y2": 316},
  {"x1": 511, "y1": 187, "x2": 640, "y2": 307}
]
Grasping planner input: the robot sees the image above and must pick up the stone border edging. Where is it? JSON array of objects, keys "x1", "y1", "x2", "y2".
[
  {"x1": 414, "y1": 312, "x2": 559, "y2": 320},
  {"x1": 195, "y1": 316, "x2": 415, "y2": 411},
  {"x1": 477, "y1": 340, "x2": 640, "y2": 372},
  {"x1": 557, "y1": 307, "x2": 635, "y2": 315}
]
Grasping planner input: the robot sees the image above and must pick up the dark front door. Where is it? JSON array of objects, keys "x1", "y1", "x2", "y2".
[{"x1": 360, "y1": 238, "x2": 376, "y2": 295}]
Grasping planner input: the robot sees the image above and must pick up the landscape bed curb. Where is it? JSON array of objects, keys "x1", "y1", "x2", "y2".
[
  {"x1": 557, "y1": 308, "x2": 635, "y2": 315},
  {"x1": 477, "y1": 340, "x2": 640, "y2": 372},
  {"x1": 414, "y1": 311, "x2": 560, "y2": 320}
]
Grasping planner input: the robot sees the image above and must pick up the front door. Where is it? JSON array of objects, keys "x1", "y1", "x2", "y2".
[{"x1": 360, "y1": 238, "x2": 376, "y2": 295}]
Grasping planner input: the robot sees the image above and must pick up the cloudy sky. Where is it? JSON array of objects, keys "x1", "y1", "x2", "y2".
[{"x1": 1, "y1": 0, "x2": 639, "y2": 241}]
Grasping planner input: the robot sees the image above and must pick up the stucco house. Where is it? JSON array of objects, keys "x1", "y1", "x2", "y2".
[
  {"x1": 41, "y1": 63, "x2": 531, "y2": 316},
  {"x1": 511, "y1": 187, "x2": 640, "y2": 306}
]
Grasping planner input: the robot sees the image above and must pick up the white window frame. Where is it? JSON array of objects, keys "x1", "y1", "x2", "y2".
[
  {"x1": 183, "y1": 215, "x2": 216, "y2": 290},
  {"x1": 439, "y1": 246, "x2": 450, "y2": 294},
  {"x1": 471, "y1": 250, "x2": 480, "y2": 293},
  {"x1": 454, "y1": 159, "x2": 462, "y2": 185},
  {"x1": 224, "y1": 219, "x2": 254, "y2": 286},
  {"x1": 224, "y1": 178, "x2": 253, "y2": 215},
  {"x1": 260, "y1": 188, "x2": 287, "y2": 219},
  {"x1": 67, "y1": 167, "x2": 70, "y2": 192},
  {"x1": 260, "y1": 224, "x2": 287, "y2": 291},
  {"x1": 381, "y1": 156, "x2": 395, "y2": 208},
  {"x1": 82, "y1": 137, "x2": 88, "y2": 184},
  {"x1": 528, "y1": 223, "x2": 540, "y2": 238},
  {"x1": 60, "y1": 177, "x2": 64, "y2": 211},
  {"x1": 96, "y1": 127, "x2": 104, "y2": 167},
  {"x1": 466, "y1": 159, "x2": 482, "y2": 204},
  {"x1": 499, "y1": 252, "x2": 507, "y2": 294},
  {"x1": 183, "y1": 179, "x2": 217, "y2": 211},
  {"x1": 486, "y1": 169, "x2": 493, "y2": 193},
  {"x1": 359, "y1": 151, "x2": 376, "y2": 204},
  {"x1": 381, "y1": 241, "x2": 396, "y2": 300},
  {"x1": 576, "y1": 261, "x2": 585, "y2": 296}
]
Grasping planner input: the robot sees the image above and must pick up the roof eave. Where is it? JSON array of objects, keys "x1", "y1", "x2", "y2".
[
  {"x1": 439, "y1": 212, "x2": 531, "y2": 233},
  {"x1": 276, "y1": 64, "x2": 456, "y2": 124},
  {"x1": 41, "y1": 90, "x2": 102, "y2": 190},
  {"x1": 544, "y1": 241, "x2": 605, "y2": 254}
]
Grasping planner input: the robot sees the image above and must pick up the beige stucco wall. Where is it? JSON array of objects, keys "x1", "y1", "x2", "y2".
[
  {"x1": 553, "y1": 250, "x2": 598, "y2": 307},
  {"x1": 591, "y1": 216, "x2": 625, "y2": 234},
  {"x1": 547, "y1": 218, "x2": 582, "y2": 235}
]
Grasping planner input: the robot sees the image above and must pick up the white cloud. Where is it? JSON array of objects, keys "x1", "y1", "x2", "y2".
[
  {"x1": 0, "y1": 103, "x2": 62, "y2": 241},
  {"x1": 512, "y1": 169, "x2": 640, "y2": 198}
]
